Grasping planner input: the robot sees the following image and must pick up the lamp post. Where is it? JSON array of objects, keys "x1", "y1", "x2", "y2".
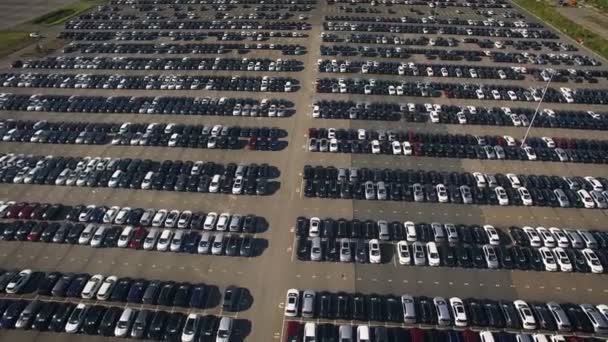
[{"x1": 521, "y1": 70, "x2": 554, "y2": 147}]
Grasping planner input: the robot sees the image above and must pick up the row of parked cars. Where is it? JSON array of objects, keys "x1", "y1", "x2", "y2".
[
  {"x1": 297, "y1": 234, "x2": 606, "y2": 273},
  {"x1": 307, "y1": 132, "x2": 606, "y2": 164},
  {"x1": 303, "y1": 165, "x2": 608, "y2": 208},
  {"x1": 318, "y1": 59, "x2": 522, "y2": 81},
  {"x1": 0, "y1": 73, "x2": 299, "y2": 92},
  {"x1": 308, "y1": 128, "x2": 607, "y2": 152},
  {"x1": 64, "y1": 42, "x2": 307, "y2": 55},
  {"x1": 0, "y1": 219, "x2": 260, "y2": 257},
  {"x1": 294, "y1": 217, "x2": 608, "y2": 251},
  {"x1": 316, "y1": 78, "x2": 608, "y2": 105},
  {"x1": 320, "y1": 43, "x2": 600, "y2": 67},
  {"x1": 65, "y1": 18, "x2": 312, "y2": 31},
  {"x1": 0, "y1": 93, "x2": 294, "y2": 117},
  {"x1": 324, "y1": 21, "x2": 557, "y2": 40},
  {"x1": 0, "y1": 200, "x2": 262, "y2": 232},
  {"x1": 13, "y1": 56, "x2": 304, "y2": 72},
  {"x1": 1, "y1": 123, "x2": 287, "y2": 151},
  {"x1": 0, "y1": 298, "x2": 237, "y2": 341},
  {"x1": 0, "y1": 269, "x2": 219, "y2": 308},
  {"x1": 285, "y1": 321, "x2": 582, "y2": 342},
  {"x1": 283, "y1": 289, "x2": 608, "y2": 335},
  {"x1": 58, "y1": 28, "x2": 308, "y2": 42},
  {"x1": 0, "y1": 154, "x2": 276, "y2": 195},
  {"x1": 325, "y1": 14, "x2": 542, "y2": 28}
]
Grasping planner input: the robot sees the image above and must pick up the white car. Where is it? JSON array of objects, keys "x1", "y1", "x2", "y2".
[
  {"x1": 391, "y1": 141, "x2": 402, "y2": 155},
  {"x1": 523, "y1": 226, "x2": 542, "y2": 247},
  {"x1": 181, "y1": 313, "x2": 199, "y2": 342},
  {"x1": 114, "y1": 207, "x2": 131, "y2": 225},
  {"x1": 483, "y1": 245, "x2": 499, "y2": 269},
  {"x1": 156, "y1": 229, "x2": 173, "y2": 251},
  {"x1": 582, "y1": 248, "x2": 604, "y2": 273},
  {"x1": 103, "y1": 206, "x2": 121, "y2": 223},
  {"x1": 117, "y1": 226, "x2": 134, "y2": 248},
  {"x1": 548, "y1": 227, "x2": 570, "y2": 248},
  {"x1": 577, "y1": 189, "x2": 595, "y2": 208},
  {"x1": 553, "y1": 247, "x2": 572, "y2": 272},
  {"x1": 402, "y1": 142, "x2": 412, "y2": 155},
  {"x1": 404, "y1": 221, "x2": 416, "y2": 242},
  {"x1": 514, "y1": 300, "x2": 537, "y2": 330},
  {"x1": 397, "y1": 241, "x2": 411, "y2": 265},
  {"x1": 216, "y1": 213, "x2": 230, "y2": 231},
  {"x1": 143, "y1": 228, "x2": 160, "y2": 250},
  {"x1": 536, "y1": 227, "x2": 556, "y2": 247},
  {"x1": 484, "y1": 225, "x2": 500, "y2": 245},
  {"x1": 495, "y1": 186, "x2": 509, "y2": 205},
  {"x1": 203, "y1": 212, "x2": 218, "y2": 230},
  {"x1": 542, "y1": 137, "x2": 556, "y2": 148},
  {"x1": 284, "y1": 289, "x2": 299, "y2": 317},
  {"x1": 65, "y1": 304, "x2": 87, "y2": 333},
  {"x1": 81, "y1": 274, "x2": 104, "y2": 299},
  {"x1": 506, "y1": 173, "x2": 521, "y2": 188},
  {"x1": 170, "y1": 230, "x2": 184, "y2": 252},
  {"x1": 539, "y1": 247, "x2": 558, "y2": 272},
  {"x1": 371, "y1": 140, "x2": 381, "y2": 154},
  {"x1": 518, "y1": 187, "x2": 533, "y2": 206},
  {"x1": 90, "y1": 225, "x2": 108, "y2": 248},
  {"x1": 584, "y1": 176, "x2": 604, "y2": 191},
  {"x1": 450, "y1": 297, "x2": 468, "y2": 327},
  {"x1": 426, "y1": 242, "x2": 440, "y2": 266},
  {"x1": 5, "y1": 269, "x2": 32, "y2": 294},
  {"x1": 369, "y1": 239, "x2": 381, "y2": 264},
  {"x1": 436, "y1": 184, "x2": 448, "y2": 203},
  {"x1": 96, "y1": 275, "x2": 117, "y2": 301},
  {"x1": 522, "y1": 146, "x2": 537, "y2": 160}
]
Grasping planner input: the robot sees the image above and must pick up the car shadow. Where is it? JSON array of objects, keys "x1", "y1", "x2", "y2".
[
  {"x1": 254, "y1": 216, "x2": 269, "y2": 234},
  {"x1": 231, "y1": 318, "x2": 252, "y2": 342},
  {"x1": 237, "y1": 288, "x2": 253, "y2": 312},
  {"x1": 204, "y1": 285, "x2": 221, "y2": 309},
  {"x1": 265, "y1": 181, "x2": 281, "y2": 195},
  {"x1": 252, "y1": 238, "x2": 268, "y2": 257}
]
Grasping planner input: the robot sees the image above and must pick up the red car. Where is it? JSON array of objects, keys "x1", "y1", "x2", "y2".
[
  {"x1": 284, "y1": 321, "x2": 300, "y2": 342},
  {"x1": 5, "y1": 202, "x2": 27, "y2": 219},
  {"x1": 129, "y1": 227, "x2": 147, "y2": 249},
  {"x1": 18, "y1": 203, "x2": 38, "y2": 219},
  {"x1": 27, "y1": 222, "x2": 47, "y2": 242}
]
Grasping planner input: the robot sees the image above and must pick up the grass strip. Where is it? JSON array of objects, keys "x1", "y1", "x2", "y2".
[
  {"x1": 512, "y1": 0, "x2": 608, "y2": 61},
  {"x1": 32, "y1": 0, "x2": 99, "y2": 26},
  {"x1": 0, "y1": 31, "x2": 32, "y2": 58}
]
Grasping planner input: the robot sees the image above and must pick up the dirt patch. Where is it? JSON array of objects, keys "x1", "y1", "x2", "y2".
[{"x1": 556, "y1": 6, "x2": 608, "y2": 38}]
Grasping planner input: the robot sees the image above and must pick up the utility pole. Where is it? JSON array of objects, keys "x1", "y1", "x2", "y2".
[{"x1": 521, "y1": 70, "x2": 554, "y2": 147}]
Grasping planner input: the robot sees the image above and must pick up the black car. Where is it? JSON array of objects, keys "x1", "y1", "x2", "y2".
[
  {"x1": 163, "y1": 312, "x2": 185, "y2": 341},
  {"x1": 199, "y1": 315, "x2": 219, "y2": 340},
  {"x1": 189, "y1": 284, "x2": 207, "y2": 309},
  {"x1": 98, "y1": 306, "x2": 121, "y2": 336},
  {"x1": 66, "y1": 274, "x2": 89, "y2": 298},
  {"x1": 48, "y1": 303, "x2": 75, "y2": 332},
  {"x1": 110, "y1": 278, "x2": 132, "y2": 302},
  {"x1": 222, "y1": 286, "x2": 241, "y2": 312},
  {"x1": 82, "y1": 305, "x2": 106, "y2": 334},
  {"x1": 158, "y1": 282, "x2": 177, "y2": 307},
  {"x1": 127, "y1": 279, "x2": 148, "y2": 303},
  {"x1": 37, "y1": 272, "x2": 62, "y2": 296},
  {"x1": 0, "y1": 300, "x2": 27, "y2": 329},
  {"x1": 31, "y1": 301, "x2": 58, "y2": 331},
  {"x1": 51, "y1": 273, "x2": 75, "y2": 297},
  {"x1": 147, "y1": 310, "x2": 168, "y2": 340},
  {"x1": 173, "y1": 283, "x2": 191, "y2": 308}
]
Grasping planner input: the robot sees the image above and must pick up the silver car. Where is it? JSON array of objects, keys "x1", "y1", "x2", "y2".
[
  {"x1": 412, "y1": 242, "x2": 426, "y2": 266},
  {"x1": 211, "y1": 233, "x2": 225, "y2": 255},
  {"x1": 339, "y1": 238, "x2": 351, "y2": 262},
  {"x1": 364, "y1": 181, "x2": 375, "y2": 200},
  {"x1": 311, "y1": 237, "x2": 322, "y2": 261}
]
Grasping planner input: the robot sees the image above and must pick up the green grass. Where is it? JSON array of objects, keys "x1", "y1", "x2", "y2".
[
  {"x1": 0, "y1": 31, "x2": 32, "y2": 57},
  {"x1": 585, "y1": 0, "x2": 608, "y2": 12},
  {"x1": 32, "y1": 0, "x2": 100, "y2": 26},
  {"x1": 513, "y1": 0, "x2": 608, "y2": 61}
]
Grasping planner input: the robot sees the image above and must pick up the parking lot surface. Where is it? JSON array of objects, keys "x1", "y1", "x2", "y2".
[{"x1": 1, "y1": 0, "x2": 608, "y2": 341}]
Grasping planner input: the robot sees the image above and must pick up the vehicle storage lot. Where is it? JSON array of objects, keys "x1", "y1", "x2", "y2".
[{"x1": 1, "y1": 0, "x2": 608, "y2": 341}]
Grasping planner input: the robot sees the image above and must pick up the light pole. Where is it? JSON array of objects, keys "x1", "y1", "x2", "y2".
[{"x1": 521, "y1": 70, "x2": 554, "y2": 147}]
